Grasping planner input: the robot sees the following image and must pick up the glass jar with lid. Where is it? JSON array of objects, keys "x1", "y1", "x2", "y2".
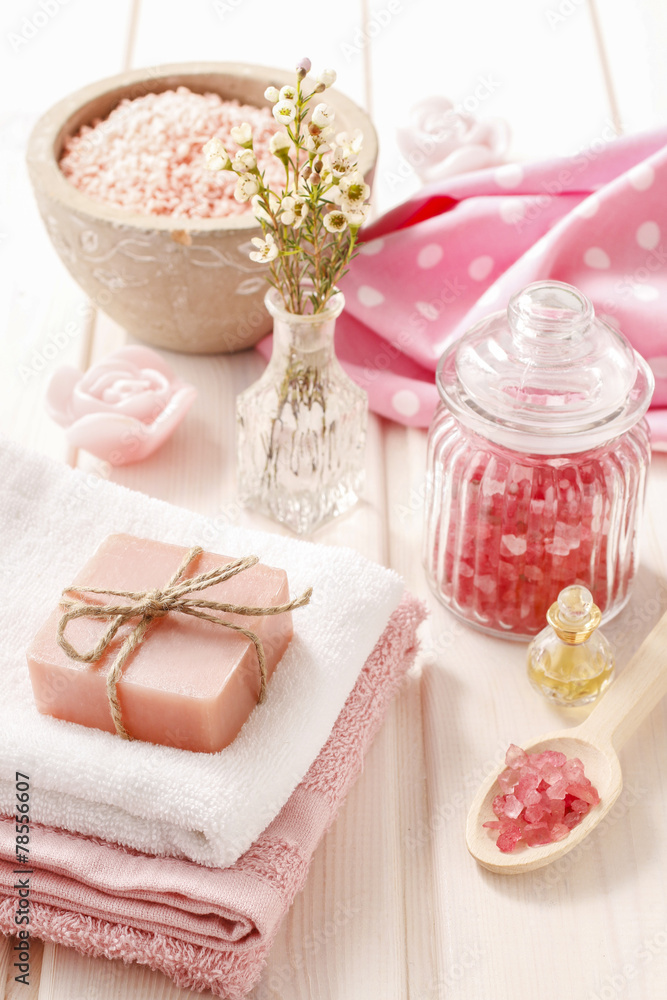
[{"x1": 423, "y1": 280, "x2": 654, "y2": 639}]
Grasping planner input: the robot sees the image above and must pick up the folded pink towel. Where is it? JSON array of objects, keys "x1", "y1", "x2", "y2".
[{"x1": 0, "y1": 593, "x2": 425, "y2": 999}]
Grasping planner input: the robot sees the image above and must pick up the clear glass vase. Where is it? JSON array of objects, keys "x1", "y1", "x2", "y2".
[{"x1": 236, "y1": 288, "x2": 368, "y2": 535}]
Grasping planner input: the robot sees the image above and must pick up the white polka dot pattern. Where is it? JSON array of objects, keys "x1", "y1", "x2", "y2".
[
  {"x1": 468, "y1": 256, "x2": 494, "y2": 281},
  {"x1": 636, "y1": 221, "x2": 660, "y2": 250},
  {"x1": 417, "y1": 244, "x2": 444, "y2": 269},
  {"x1": 584, "y1": 247, "x2": 611, "y2": 270},
  {"x1": 391, "y1": 389, "x2": 420, "y2": 417},
  {"x1": 494, "y1": 164, "x2": 524, "y2": 189},
  {"x1": 357, "y1": 285, "x2": 385, "y2": 307}
]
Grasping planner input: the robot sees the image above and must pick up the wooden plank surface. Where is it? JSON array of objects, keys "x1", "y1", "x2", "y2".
[
  {"x1": 0, "y1": 935, "x2": 42, "y2": 1000},
  {"x1": 0, "y1": 0, "x2": 138, "y2": 460},
  {"x1": 2, "y1": 0, "x2": 667, "y2": 998}
]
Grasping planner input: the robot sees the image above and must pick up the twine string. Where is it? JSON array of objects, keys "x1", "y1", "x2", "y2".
[{"x1": 56, "y1": 546, "x2": 312, "y2": 741}]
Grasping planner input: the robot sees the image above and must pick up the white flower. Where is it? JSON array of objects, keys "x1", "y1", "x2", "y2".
[
  {"x1": 234, "y1": 174, "x2": 260, "y2": 203},
  {"x1": 264, "y1": 86, "x2": 280, "y2": 103},
  {"x1": 272, "y1": 100, "x2": 297, "y2": 125},
  {"x1": 305, "y1": 134, "x2": 330, "y2": 154},
  {"x1": 280, "y1": 85, "x2": 297, "y2": 102},
  {"x1": 323, "y1": 210, "x2": 348, "y2": 233},
  {"x1": 203, "y1": 137, "x2": 225, "y2": 157},
  {"x1": 323, "y1": 147, "x2": 354, "y2": 178},
  {"x1": 249, "y1": 233, "x2": 279, "y2": 263},
  {"x1": 322, "y1": 131, "x2": 362, "y2": 178},
  {"x1": 280, "y1": 195, "x2": 309, "y2": 228},
  {"x1": 328, "y1": 183, "x2": 343, "y2": 205},
  {"x1": 292, "y1": 202, "x2": 309, "y2": 228},
  {"x1": 344, "y1": 204, "x2": 371, "y2": 228},
  {"x1": 317, "y1": 69, "x2": 337, "y2": 88},
  {"x1": 339, "y1": 167, "x2": 366, "y2": 191},
  {"x1": 230, "y1": 123, "x2": 253, "y2": 148},
  {"x1": 312, "y1": 103, "x2": 335, "y2": 128},
  {"x1": 203, "y1": 137, "x2": 231, "y2": 170},
  {"x1": 251, "y1": 191, "x2": 280, "y2": 224},
  {"x1": 338, "y1": 170, "x2": 371, "y2": 209},
  {"x1": 334, "y1": 129, "x2": 363, "y2": 156},
  {"x1": 269, "y1": 131, "x2": 291, "y2": 156},
  {"x1": 206, "y1": 154, "x2": 229, "y2": 171},
  {"x1": 232, "y1": 148, "x2": 257, "y2": 172}
]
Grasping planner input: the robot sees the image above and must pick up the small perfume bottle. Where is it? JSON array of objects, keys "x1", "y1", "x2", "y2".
[{"x1": 527, "y1": 585, "x2": 614, "y2": 707}]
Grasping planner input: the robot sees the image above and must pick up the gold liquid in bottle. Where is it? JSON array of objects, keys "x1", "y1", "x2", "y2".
[{"x1": 527, "y1": 585, "x2": 614, "y2": 707}]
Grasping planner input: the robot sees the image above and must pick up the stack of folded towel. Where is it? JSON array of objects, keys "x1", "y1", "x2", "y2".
[{"x1": 0, "y1": 439, "x2": 425, "y2": 997}]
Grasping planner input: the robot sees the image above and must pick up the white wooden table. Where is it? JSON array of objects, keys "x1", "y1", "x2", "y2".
[{"x1": 2, "y1": 1, "x2": 667, "y2": 997}]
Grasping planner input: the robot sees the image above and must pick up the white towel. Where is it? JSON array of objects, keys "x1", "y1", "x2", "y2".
[{"x1": 0, "y1": 439, "x2": 403, "y2": 868}]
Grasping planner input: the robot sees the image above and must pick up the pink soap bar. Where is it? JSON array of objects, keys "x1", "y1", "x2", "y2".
[{"x1": 26, "y1": 534, "x2": 294, "y2": 753}]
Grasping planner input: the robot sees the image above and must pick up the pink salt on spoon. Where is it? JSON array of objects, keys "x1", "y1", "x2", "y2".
[
  {"x1": 483, "y1": 744, "x2": 601, "y2": 853},
  {"x1": 466, "y1": 607, "x2": 667, "y2": 874}
]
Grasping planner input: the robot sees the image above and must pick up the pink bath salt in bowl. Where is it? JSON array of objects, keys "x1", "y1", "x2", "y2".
[
  {"x1": 59, "y1": 86, "x2": 284, "y2": 219},
  {"x1": 483, "y1": 744, "x2": 601, "y2": 853}
]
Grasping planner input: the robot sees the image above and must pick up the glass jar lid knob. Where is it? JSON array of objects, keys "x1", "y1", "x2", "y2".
[{"x1": 508, "y1": 282, "x2": 594, "y2": 350}]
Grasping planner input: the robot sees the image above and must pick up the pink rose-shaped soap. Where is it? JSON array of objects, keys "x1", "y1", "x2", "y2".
[
  {"x1": 46, "y1": 345, "x2": 197, "y2": 465},
  {"x1": 397, "y1": 96, "x2": 510, "y2": 183}
]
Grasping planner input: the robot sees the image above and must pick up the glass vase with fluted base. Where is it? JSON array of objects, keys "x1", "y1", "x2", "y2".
[{"x1": 236, "y1": 287, "x2": 367, "y2": 535}]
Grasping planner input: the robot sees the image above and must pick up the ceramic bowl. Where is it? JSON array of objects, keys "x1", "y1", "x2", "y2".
[{"x1": 26, "y1": 62, "x2": 378, "y2": 354}]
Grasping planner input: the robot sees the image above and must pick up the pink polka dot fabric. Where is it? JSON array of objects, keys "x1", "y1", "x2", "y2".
[{"x1": 258, "y1": 128, "x2": 667, "y2": 444}]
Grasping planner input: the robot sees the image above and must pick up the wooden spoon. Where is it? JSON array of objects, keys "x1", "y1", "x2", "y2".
[{"x1": 466, "y1": 607, "x2": 667, "y2": 874}]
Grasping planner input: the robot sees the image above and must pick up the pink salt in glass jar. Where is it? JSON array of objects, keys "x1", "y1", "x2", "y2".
[{"x1": 423, "y1": 281, "x2": 654, "y2": 639}]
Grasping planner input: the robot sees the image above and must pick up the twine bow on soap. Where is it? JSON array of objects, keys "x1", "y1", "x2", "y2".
[{"x1": 56, "y1": 546, "x2": 312, "y2": 741}]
